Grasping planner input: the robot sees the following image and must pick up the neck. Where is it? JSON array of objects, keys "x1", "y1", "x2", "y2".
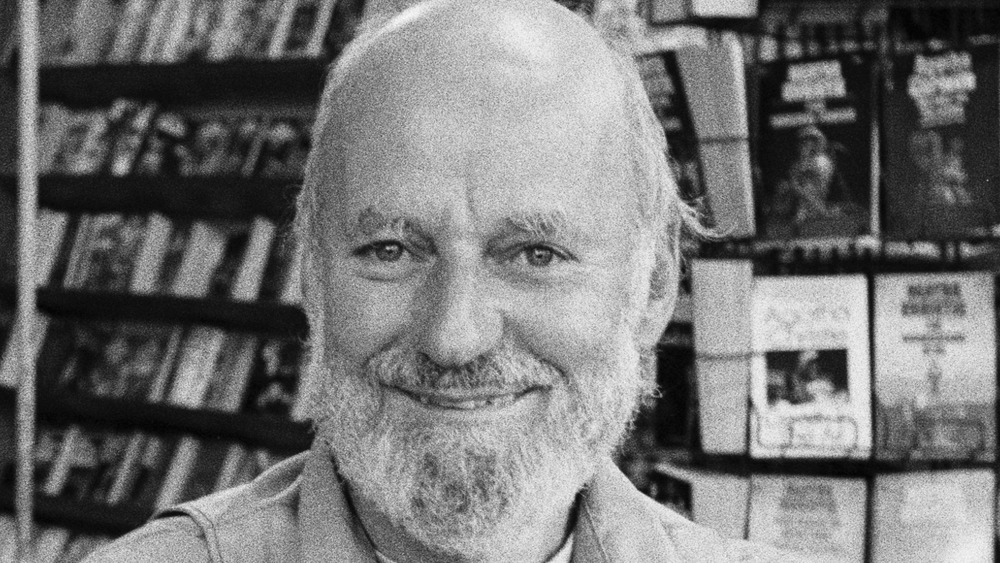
[{"x1": 349, "y1": 487, "x2": 577, "y2": 563}]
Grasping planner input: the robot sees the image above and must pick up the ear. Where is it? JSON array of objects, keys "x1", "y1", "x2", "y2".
[{"x1": 635, "y1": 258, "x2": 679, "y2": 349}]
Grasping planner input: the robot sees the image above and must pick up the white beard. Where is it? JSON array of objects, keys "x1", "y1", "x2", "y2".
[{"x1": 309, "y1": 335, "x2": 653, "y2": 558}]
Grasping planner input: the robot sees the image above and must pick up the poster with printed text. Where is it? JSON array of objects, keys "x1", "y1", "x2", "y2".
[
  {"x1": 883, "y1": 43, "x2": 1000, "y2": 239},
  {"x1": 756, "y1": 54, "x2": 877, "y2": 240},
  {"x1": 750, "y1": 275, "x2": 871, "y2": 458},
  {"x1": 874, "y1": 272, "x2": 996, "y2": 461},
  {"x1": 871, "y1": 470, "x2": 994, "y2": 563},
  {"x1": 748, "y1": 475, "x2": 866, "y2": 563}
]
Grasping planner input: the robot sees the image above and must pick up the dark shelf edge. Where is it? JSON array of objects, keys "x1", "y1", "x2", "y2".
[
  {"x1": 656, "y1": 449, "x2": 998, "y2": 477},
  {"x1": 36, "y1": 59, "x2": 329, "y2": 106},
  {"x1": 0, "y1": 286, "x2": 308, "y2": 338},
  {"x1": 0, "y1": 487, "x2": 150, "y2": 536},
  {"x1": 0, "y1": 176, "x2": 302, "y2": 223},
  {"x1": 0, "y1": 386, "x2": 313, "y2": 453}
]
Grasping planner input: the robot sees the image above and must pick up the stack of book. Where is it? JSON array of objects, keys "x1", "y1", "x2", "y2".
[{"x1": 38, "y1": 0, "x2": 340, "y2": 66}]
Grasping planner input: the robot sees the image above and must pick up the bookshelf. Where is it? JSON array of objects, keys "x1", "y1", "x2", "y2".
[
  {"x1": 0, "y1": 0, "x2": 364, "y2": 558},
  {"x1": 622, "y1": 2, "x2": 1000, "y2": 562}
]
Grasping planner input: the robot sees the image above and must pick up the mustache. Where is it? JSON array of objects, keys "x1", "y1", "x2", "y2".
[{"x1": 365, "y1": 341, "x2": 564, "y2": 392}]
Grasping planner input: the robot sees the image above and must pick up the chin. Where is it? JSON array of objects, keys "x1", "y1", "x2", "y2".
[{"x1": 311, "y1": 335, "x2": 650, "y2": 551}]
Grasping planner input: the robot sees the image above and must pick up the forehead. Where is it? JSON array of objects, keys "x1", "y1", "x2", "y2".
[{"x1": 318, "y1": 67, "x2": 637, "y2": 237}]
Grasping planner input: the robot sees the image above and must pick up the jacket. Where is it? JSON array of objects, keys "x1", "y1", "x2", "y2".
[{"x1": 84, "y1": 443, "x2": 798, "y2": 562}]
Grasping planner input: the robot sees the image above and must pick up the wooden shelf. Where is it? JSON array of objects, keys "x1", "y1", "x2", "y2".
[
  {"x1": 0, "y1": 386, "x2": 312, "y2": 453},
  {"x1": 655, "y1": 449, "x2": 998, "y2": 477},
  {"x1": 0, "y1": 487, "x2": 150, "y2": 536},
  {"x1": 0, "y1": 175, "x2": 302, "y2": 223},
  {"x1": 0, "y1": 287, "x2": 308, "y2": 338},
  {"x1": 36, "y1": 59, "x2": 329, "y2": 107}
]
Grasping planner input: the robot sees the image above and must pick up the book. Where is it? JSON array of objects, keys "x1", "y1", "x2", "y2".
[
  {"x1": 749, "y1": 275, "x2": 871, "y2": 459},
  {"x1": 254, "y1": 116, "x2": 311, "y2": 178},
  {"x1": 49, "y1": 109, "x2": 110, "y2": 175},
  {"x1": 747, "y1": 475, "x2": 866, "y2": 562},
  {"x1": 874, "y1": 272, "x2": 996, "y2": 461},
  {"x1": 57, "y1": 0, "x2": 121, "y2": 65},
  {"x1": 675, "y1": 33, "x2": 754, "y2": 238},
  {"x1": 106, "y1": 0, "x2": 157, "y2": 63},
  {"x1": 153, "y1": 0, "x2": 203, "y2": 64},
  {"x1": 137, "y1": 0, "x2": 181, "y2": 63},
  {"x1": 883, "y1": 43, "x2": 1000, "y2": 239},
  {"x1": 277, "y1": 0, "x2": 338, "y2": 59},
  {"x1": 755, "y1": 54, "x2": 877, "y2": 240},
  {"x1": 266, "y1": 0, "x2": 300, "y2": 59},
  {"x1": 40, "y1": 0, "x2": 84, "y2": 66},
  {"x1": 258, "y1": 231, "x2": 298, "y2": 302},
  {"x1": 38, "y1": 104, "x2": 74, "y2": 172},
  {"x1": 205, "y1": 0, "x2": 253, "y2": 60},
  {"x1": 636, "y1": 51, "x2": 704, "y2": 208},
  {"x1": 303, "y1": 0, "x2": 337, "y2": 58},
  {"x1": 71, "y1": 214, "x2": 148, "y2": 292},
  {"x1": 237, "y1": 0, "x2": 288, "y2": 59},
  {"x1": 871, "y1": 470, "x2": 994, "y2": 562},
  {"x1": 185, "y1": 116, "x2": 237, "y2": 175},
  {"x1": 649, "y1": 461, "x2": 750, "y2": 540},
  {"x1": 104, "y1": 99, "x2": 158, "y2": 176},
  {"x1": 133, "y1": 111, "x2": 193, "y2": 176}
]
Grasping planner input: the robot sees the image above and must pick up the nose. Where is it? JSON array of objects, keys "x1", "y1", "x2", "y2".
[{"x1": 414, "y1": 261, "x2": 502, "y2": 367}]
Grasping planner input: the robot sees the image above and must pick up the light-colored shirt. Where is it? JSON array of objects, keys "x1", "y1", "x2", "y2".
[
  {"x1": 373, "y1": 532, "x2": 573, "y2": 563},
  {"x1": 84, "y1": 442, "x2": 799, "y2": 562}
]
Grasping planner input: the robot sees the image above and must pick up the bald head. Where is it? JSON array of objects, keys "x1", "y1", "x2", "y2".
[
  {"x1": 338, "y1": 0, "x2": 624, "y2": 99},
  {"x1": 313, "y1": 0, "x2": 634, "y2": 192}
]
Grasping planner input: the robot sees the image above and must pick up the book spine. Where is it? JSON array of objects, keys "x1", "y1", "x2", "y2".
[
  {"x1": 206, "y1": 0, "x2": 247, "y2": 61},
  {"x1": 107, "y1": 0, "x2": 154, "y2": 63},
  {"x1": 157, "y1": 0, "x2": 197, "y2": 63},
  {"x1": 304, "y1": 0, "x2": 338, "y2": 58},
  {"x1": 138, "y1": 0, "x2": 179, "y2": 63},
  {"x1": 267, "y1": 0, "x2": 300, "y2": 59}
]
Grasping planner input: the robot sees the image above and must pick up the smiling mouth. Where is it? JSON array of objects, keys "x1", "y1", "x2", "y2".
[{"x1": 390, "y1": 386, "x2": 540, "y2": 411}]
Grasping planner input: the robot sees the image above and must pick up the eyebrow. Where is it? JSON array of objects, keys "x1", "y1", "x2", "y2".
[
  {"x1": 504, "y1": 209, "x2": 571, "y2": 238},
  {"x1": 345, "y1": 207, "x2": 580, "y2": 241},
  {"x1": 347, "y1": 207, "x2": 423, "y2": 239}
]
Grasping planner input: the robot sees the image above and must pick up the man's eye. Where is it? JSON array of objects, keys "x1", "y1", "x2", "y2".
[
  {"x1": 355, "y1": 241, "x2": 408, "y2": 262},
  {"x1": 516, "y1": 245, "x2": 566, "y2": 267},
  {"x1": 373, "y1": 242, "x2": 405, "y2": 262}
]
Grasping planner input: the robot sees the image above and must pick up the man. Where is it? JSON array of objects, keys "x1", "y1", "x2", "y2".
[{"x1": 88, "y1": 0, "x2": 793, "y2": 561}]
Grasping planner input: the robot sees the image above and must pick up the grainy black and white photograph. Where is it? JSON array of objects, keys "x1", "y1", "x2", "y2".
[{"x1": 0, "y1": 1, "x2": 998, "y2": 562}]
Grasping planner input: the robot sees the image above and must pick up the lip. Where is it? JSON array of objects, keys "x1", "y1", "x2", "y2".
[{"x1": 385, "y1": 384, "x2": 542, "y2": 412}]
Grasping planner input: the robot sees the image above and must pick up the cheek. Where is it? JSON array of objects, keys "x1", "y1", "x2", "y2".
[
  {"x1": 323, "y1": 269, "x2": 414, "y2": 364},
  {"x1": 508, "y1": 273, "x2": 636, "y2": 376}
]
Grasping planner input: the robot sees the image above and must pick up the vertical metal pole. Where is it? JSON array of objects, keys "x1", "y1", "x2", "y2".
[{"x1": 15, "y1": 0, "x2": 39, "y2": 560}]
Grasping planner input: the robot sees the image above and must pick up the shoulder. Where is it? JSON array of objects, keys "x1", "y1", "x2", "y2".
[
  {"x1": 82, "y1": 517, "x2": 210, "y2": 563},
  {"x1": 639, "y1": 496, "x2": 803, "y2": 563},
  {"x1": 84, "y1": 452, "x2": 310, "y2": 563}
]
